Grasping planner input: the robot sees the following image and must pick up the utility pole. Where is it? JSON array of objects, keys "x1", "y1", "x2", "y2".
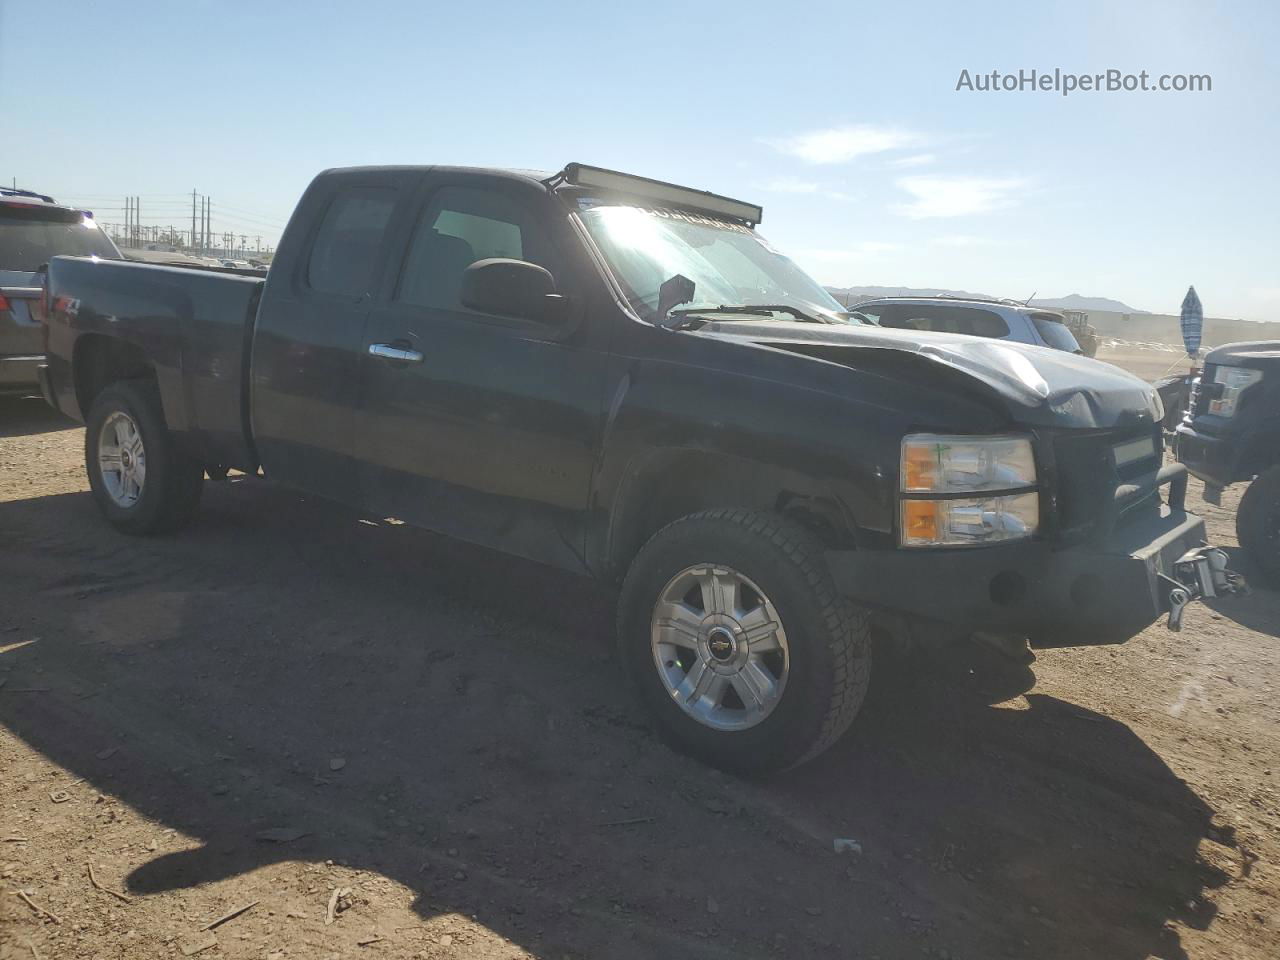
[{"x1": 191, "y1": 189, "x2": 198, "y2": 254}]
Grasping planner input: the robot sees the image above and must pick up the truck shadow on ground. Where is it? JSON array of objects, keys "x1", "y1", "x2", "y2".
[
  {"x1": 0, "y1": 481, "x2": 1237, "y2": 959},
  {"x1": 1203, "y1": 547, "x2": 1280, "y2": 638},
  {"x1": 0, "y1": 396, "x2": 77, "y2": 438}
]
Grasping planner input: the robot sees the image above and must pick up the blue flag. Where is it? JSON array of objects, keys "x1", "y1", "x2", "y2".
[{"x1": 1180, "y1": 285, "x2": 1203, "y2": 357}]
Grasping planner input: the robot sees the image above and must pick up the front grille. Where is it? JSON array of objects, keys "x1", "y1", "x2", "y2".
[{"x1": 1050, "y1": 425, "x2": 1162, "y2": 541}]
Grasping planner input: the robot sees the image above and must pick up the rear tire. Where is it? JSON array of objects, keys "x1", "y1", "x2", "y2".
[
  {"x1": 618, "y1": 509, "x2": 870, "y2": 775},
  {"x1": 85, "y1": 380, "x2": 204, "y2": 535},
  {"x1": 1237, "y1": 466, "x2": 1280, "y2": 586}
]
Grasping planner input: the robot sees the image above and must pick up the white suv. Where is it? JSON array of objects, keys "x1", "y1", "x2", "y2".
[{"x1": 849, "y1": 297, "x2": 1083, "y2": 354}]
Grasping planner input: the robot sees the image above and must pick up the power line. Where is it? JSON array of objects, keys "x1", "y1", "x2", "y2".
[
  {"x1": 53, "y1": 193, "x2": 288, "y2": 225},
  {"x1": 206, "y1": 201, "x2": 290, "y2": 223},
  {"x1": 199, "y1": 211, "x2": 289, "y2": 230}
]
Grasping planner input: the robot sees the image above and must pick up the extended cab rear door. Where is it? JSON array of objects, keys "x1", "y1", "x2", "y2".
[
  {"x1": 250, "y1": 170, "x2": 417, "y2": 503},
  {"x1": 357, "y1": 173, "x2": 604, "y2": 571}
]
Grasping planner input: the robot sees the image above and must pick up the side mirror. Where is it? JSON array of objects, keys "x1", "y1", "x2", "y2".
[{"x1": 460, "y1": 258, "x2": 563, "y2": 325}]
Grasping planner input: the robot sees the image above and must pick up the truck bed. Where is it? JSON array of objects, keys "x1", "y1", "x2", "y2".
[{"x1": 43, "y1": 256, "x2": 265, "y2": 470}]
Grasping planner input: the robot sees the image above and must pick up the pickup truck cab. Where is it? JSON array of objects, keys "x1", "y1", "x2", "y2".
[{"x1": 40, "y1": 163, "x2": 1241, "y2": 773}]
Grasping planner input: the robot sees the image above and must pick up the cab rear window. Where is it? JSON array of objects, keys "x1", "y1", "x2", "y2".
[{"x1": 305, "y1": 187, "x2": 397, "y2": 297}]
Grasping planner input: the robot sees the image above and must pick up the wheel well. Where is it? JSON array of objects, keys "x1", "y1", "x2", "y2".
[
  {"x1": 1242, "y1": 434, "x2": 1280, "y2": 478},
  {"x1": 606, "y1": 451, "x2": 857, "y2": 579},
  {"x1": 73, "y1": 335, "x2": 154, "y2": 416}
]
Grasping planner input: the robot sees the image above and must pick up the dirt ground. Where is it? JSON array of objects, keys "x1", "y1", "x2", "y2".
[
  {"x1": 1, "y1": 375, "x2": 1277, "y2": 959},
  {"x1": 1095, "y1": 342, "x2": 1197, "y2": 383}
]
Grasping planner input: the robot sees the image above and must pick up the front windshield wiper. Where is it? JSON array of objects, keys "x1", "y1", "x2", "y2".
[{"x1": 667, "y1": 303, "x2": 833, "y2": 328}]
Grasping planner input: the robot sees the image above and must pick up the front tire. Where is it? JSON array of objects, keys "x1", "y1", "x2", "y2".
[
  {"x1": 1237, "y1": 466, "x2": 1280, "y2": 586},
  {"x1": 618, "y1": 509, "x2": 870, "y2": 775},
  {"x1": 85, "y1": 380, "x2": 204, "y2": 535}
]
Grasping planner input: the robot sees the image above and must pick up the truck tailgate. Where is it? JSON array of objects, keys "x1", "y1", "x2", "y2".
[{"x1": 44, "y1": 256, "x2": 265, "y2": 470}]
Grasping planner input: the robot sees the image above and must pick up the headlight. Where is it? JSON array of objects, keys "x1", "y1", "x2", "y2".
[
  {"x1": 1209, "y1": 366, "x2": 1262, "y2": 417},
  {"x1": 901, "y1": 434, "x2": 1036, "y2": 493},
  {"x1": 901, "y1": 492, "x2": 1040, "y2": 546},
  {"x1": 899, "y1": 434, "x2": 1039, "y2": 547}
]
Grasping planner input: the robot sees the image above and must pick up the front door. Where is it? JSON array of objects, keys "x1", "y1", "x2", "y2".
[{"x1": 359, "y1": 178, "x2": 603, "y2": 571}]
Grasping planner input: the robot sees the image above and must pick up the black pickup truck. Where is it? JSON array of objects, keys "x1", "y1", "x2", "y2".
[{"x1": 39, "y1": 163, "x2": 1241, "y2": 772}]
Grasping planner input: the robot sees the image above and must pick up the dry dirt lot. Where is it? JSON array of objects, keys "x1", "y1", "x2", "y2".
[
  {"x1": 1, "y1": 389, "x2": 1277, "y2": 960},
  {"x1": 1094, "y1": 341, "x2": 1196, "y2": 383}
]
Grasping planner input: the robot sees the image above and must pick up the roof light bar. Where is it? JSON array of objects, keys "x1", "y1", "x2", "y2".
[{"x1": 563, "y1": 163, "x2": 763, "y2": 226}]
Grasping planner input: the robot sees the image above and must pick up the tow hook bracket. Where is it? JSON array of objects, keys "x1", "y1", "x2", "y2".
[{"x1": 1159, "y1": 547, "x2": 1248, "y2": 631}]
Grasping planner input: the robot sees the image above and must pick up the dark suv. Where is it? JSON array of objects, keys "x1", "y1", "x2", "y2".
[
  {"x1": 1, "y1": 189, "x2": 121, "y2": 395},
  {"x1": 1176, "y1": 341, "x2": 1280, "y2": 582}
]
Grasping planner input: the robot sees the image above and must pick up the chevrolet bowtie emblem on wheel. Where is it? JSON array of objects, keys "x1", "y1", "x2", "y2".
[{"x1": 706, "y1": 626, "x2": 738, "y2": 662}]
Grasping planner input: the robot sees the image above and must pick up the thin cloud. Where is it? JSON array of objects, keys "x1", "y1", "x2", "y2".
[
  {"x1": 760, "y1": 176, "x2": 821, "y2": 194},
  {"x1": 931, "y1": 234, "x2": 993, "y2": 247},
  {"x1": 891, "y1": 153, "x2": 937, "y2": 168},
  {"x1": 893, "y1": 175, "x2": 1029, "y2": 219},
  {"x1": 799, "y1": 242, "x2": 905, "y2": 261},
  {"x1": 758, "y1": 177, "x2": 859, "y2": 202},
  {"x1": 769, "y1": 124, "x2": 920, "y2": 164}
]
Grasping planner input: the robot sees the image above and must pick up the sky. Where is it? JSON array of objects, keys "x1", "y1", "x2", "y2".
[{"x1": 2, "y1": 0, "x2": 1277, "y2": 318}]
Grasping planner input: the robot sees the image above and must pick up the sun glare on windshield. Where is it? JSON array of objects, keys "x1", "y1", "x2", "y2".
[{"x1": 579, "y1": 202, "x2": 847, "y2": 321}]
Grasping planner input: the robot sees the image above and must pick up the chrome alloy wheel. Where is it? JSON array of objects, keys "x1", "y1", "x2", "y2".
[
  {"x1": 650, "y1": 564, "x2": 790, "y2": 731},
  {"x1": 98, "y1": 411, "x2": 147, "y2": 507}
]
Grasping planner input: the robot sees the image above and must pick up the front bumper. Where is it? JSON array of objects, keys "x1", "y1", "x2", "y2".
[
  {"x1": 1175, "y1": 422, "x2": 1241, "y2": 489},
  {"x1": 0, "y1": 354, "x2": 43, "y2": 394},
  {"x1": 828, "y1": 464, "x2": 1243, "y2": 646}
]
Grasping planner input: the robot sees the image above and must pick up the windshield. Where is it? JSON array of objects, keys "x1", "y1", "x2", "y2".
[
  {"x1": 1030, "y1": 314, "x2": 1082, "y2": 353},
  {"x1": 577, "y1": 202, "x2": 851, "y2": 323},
  {"x1": 0, "y1": 214, "x2": 120, "y2": 272}
]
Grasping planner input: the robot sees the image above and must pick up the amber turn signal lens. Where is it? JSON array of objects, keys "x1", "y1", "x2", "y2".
[
  {"x1": 902, "y1": 443, "x2": 938, "y2": 491},
  {"x1": 902, "y1": 499, "x2": 940, "y2": 542}
]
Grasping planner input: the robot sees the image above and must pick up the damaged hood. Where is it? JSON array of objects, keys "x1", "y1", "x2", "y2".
[{"x1": 693, "y1": 320, "x2": 1163, "y2": 430}]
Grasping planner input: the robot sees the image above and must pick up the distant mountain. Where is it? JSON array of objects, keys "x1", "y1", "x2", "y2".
[{"x1": 1028, "y1": 294, "x2": 1149, "y2": 314}]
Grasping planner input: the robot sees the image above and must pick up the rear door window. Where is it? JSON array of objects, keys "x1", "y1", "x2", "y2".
[
  {"x1": 0, "y1": 212, "x2": 119, "y2": 271},
  {"x1": 306, "y1": 187, "x2": 398, "y2": 297},
  {"x1": 883, "y1": 305, "x2": 1010, "y2": 338}
]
